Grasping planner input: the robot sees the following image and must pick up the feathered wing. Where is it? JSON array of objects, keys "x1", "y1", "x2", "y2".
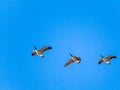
[
  {"x1": 98, "y1": 58, "x2": 103, "y2": 64},
  {"x1": 40, "y1": 46, "x2": 52, "y2": 53},
  {"x1": 64, "y1": 59, "x2": 74, "y2": 67},
  {"x1": 106, "y1": 55, "x2": 117, "y2": 61},
  {"x1": 32, "y1": 50, "x2": 37, "y2": 56}
]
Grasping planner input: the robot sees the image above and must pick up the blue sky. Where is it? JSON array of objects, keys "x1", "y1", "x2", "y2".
[{"x1": 1, "y1": 0, "x2": 120, "y2": 90}]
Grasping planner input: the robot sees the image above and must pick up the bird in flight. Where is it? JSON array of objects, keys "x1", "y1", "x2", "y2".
[
  {"x1": 64, "y1": 53, "x2": 81, "y2": 67},
  {"x1": 98, "y1": 55, "x2": 117, "y2": 64},
  {"x1": 32, "y1": 45, "x2": 52, "y2": 58}
]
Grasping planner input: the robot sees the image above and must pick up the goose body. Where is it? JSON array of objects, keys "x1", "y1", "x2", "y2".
[
  {"x1": 64, "y1": 53, "x2": 81, "y2": 67},
  {"x1": 98, "y1": 55, "x2": 117, "y2": 64},
  {"x1": 32, "y1": 46, "x2": 52, "y2": 58}
]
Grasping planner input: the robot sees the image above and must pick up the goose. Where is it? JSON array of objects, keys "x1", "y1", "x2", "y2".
[
  {"x1": 32, "y1": 45, "x2": 52, "y2": 58},
  {"x1": 98, "y1": 55, "x2": 117, "y2": 64},
  {"x1": 64, "y1": 53, "x2": 81, "y2": 67}
]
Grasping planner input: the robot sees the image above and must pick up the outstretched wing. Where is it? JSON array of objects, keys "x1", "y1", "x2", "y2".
[
  {"x1": 32, "y1": 50, "x2": 37, "y2": 56},
  {"x1": 64, "y1": 59, "x2": 74, "y2": 67},
  {"x1": 98, "y1": 58, "x2": 103, "y2": 64},
  {"x1": 106, "y1": 55, "x2": 117, "y2": 61},
  {"x1": 40, "y1": 46, "x2": 52, "y2": 53}
]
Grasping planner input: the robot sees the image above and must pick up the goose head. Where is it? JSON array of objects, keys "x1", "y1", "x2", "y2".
[
  {"x1": 100, "y1": 55, "x2": 104, "y2": 58},
  {"x1": 33, "y1": 45, "x2": 37, "y2": 50}
]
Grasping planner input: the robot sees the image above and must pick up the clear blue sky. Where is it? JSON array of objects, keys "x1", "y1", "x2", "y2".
[{"x1": 1, "y1": 0, "x2": 120, "y2": 90}]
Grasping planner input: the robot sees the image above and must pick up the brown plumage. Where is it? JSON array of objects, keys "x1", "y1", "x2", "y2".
[
  {"x1": 98, "y1": 55, "x2": 117, "y2": 64},
  {"x1": 64, "y1": 53, "x2": 81, "y2": 67},
  {"x1": 32, "y1": 46, "x2": 52, "y2": 58}
]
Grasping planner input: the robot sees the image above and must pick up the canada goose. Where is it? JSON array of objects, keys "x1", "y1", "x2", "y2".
[
  {"x1": 32, "y1": 45, "x2": 52, "y2": 58},
  {"x1": 64, "y1": 53, "x2": 81, "y2": 67},
  {"x1": 98, "y1": 55, "x2": 117, "y2": 64}
]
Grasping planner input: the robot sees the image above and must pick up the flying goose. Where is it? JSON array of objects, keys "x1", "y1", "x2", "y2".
[
  {"x1": 64, "y1": 53, "x2": 81, "y2": 67},
  {"x1": 98, "y1": 55, "x2": 117, "y2": 64},
  {"x1": 32, "y1": 45, "x2": 52, "y2": 58}
]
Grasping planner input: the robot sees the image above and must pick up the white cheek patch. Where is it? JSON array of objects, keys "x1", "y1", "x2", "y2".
[
  {"x1": 35, "y1": 50, "x2": 37, "y2": 53},
  {"x1": 102, "y1": 58, "x2": 106, "y2": 62},
  {"x1": 72, "y1": 57, "x2": 74, "y2": 60}
]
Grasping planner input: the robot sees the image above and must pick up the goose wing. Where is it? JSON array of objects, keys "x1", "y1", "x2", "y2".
[
  {"x1": 98, "y1": 58, "x2": 104, "y2": 64},
  {"x1": 64, "y1": 59, "x2": 74, "y2": 67},
  {"x1": 32, "y1": 50, "x2": 37, "y2": 56},
  {"x1": 40, "y1": 46, "x2": 52, "y2": 53},
  {"x1": 106, "y1": 55, "x2": 117, "y2": 61}
]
